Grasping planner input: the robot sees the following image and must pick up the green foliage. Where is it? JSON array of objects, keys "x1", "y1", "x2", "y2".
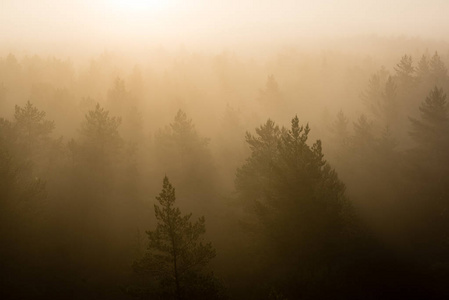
[{"x1": 133, "y1": 176, "x2": 221, "y2": 299}]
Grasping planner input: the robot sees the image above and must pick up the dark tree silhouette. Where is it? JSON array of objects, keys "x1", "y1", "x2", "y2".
[
  {"x1": 133, "y1": 176, "x2": 220, "y2": 299},
  {"x1": 410, "y1": 87, "x2": 448, "y2": 148},
  {"x1": 0, "y1": 103, "x2": 50, "y2": 299},
  {"x1": 407, "y1": 87, "x2": 449, "y2": 267},
  {"x1": 236, "y1": 116, "x2": 355, "y2": 298}
]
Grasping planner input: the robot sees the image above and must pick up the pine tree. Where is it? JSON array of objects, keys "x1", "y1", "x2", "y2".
[
  {"x1": 79, "y1": 103, "x2": 122, "y2": 165},
  {"x1": 257, "y1": 74, "x2": 282, "y2": 104},
  {"x1": 7, "y1": 101, "x2": 59, "y2": 181},
  {"x1": 409, "y1": 86, "x2": 448, "y2": 148},
  {"x1": 0, "y1": 109, "x2": 48, "y2": 299},
  {"x1": 235, "y1": 119, "x2": 283, "y2": 208},
  {"x1": 154, "y1": 110, "x2": 215, "y2": 210},
  {"x1": 133, "y1": 176, "x2": 218, "y2": 299},
  {"x1": 332, "y1": 110, "x2": 349, "y2": 143},
  {"x1": 156, "y1": 110, "x2": 209, "y2": 155},
  {"x1": 235, "y1": 116, "x2": 354, "y2": 297},
  {"x1": 327, "y1": 110, "x2": 350, "y2": 164},
  {"x1": 394, "y1": 55, "x2": 415, "y2": 87},
  {"x1": 361, "y1": 68, "x2": 389, "y2": 118},
  {"x1": 14, "y1": 101, "x2": 55, "y2": 157},
  {"x1": 408, "y1": 86, "x2": 449, "y2": 204},
  {"x1": 407, "y1": 87, "x2": 449, "y2": 263},
  {"x1": 72, "y1": 103, "x2": 123, "y2": 197},
  {"x1": 107, "y1": 77, "x2": 143, "y2": 142},
  {"x1": 352, "y1": 114, "x2": 375, "y2": 155},
  {"x1": 257, "y1": 75, "x2": 284, "y2": 118},
  {"x1": 417, "y1": 54, "x2": 430, "y2": 82},
  {"x1": 107, "y1": 77, "x2": 128, "y2": 111},
  {"x1": 382, "y1": 76, "x2": 398, "y2": 126},
  {"x1": 429, "y1": 52, "x2": 448, "y2": 86}
]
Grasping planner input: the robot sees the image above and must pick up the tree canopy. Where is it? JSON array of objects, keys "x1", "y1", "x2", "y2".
[{"x1": 236, "y1": 116, "x2": 355, "y2": 297}]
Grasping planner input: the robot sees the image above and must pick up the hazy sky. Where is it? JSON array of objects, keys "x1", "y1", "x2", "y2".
[{"x1": 1, "y1": 0, "x2": 448, "y2": 54}]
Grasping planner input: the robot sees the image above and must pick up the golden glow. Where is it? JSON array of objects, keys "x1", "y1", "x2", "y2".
[
  {"x1": 108, "y1": 0, "x2": 174, "y2": 14},
  {"x1": 1, "y1": 0, "x2": 449, "y2": 54}
]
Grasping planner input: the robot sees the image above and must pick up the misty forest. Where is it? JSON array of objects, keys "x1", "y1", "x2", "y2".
[{"x1": 3, "y1": 1, "x2": 449, "y2": 299}]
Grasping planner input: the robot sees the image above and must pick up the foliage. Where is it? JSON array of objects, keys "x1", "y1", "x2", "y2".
[
  {"x1": 79, "y1": 103, "x2": 122, "y2": 166},
  {"x1": 154, "y1": 110, "x2": 216, "y2": 209},
  {"x1": 394, "y1": 54, "x2": 415, "y2": 86},
  {"x1": 408, "y1": 87, "x2": 449, "y2": 238},
  {"x1": 236, "y1": 116, "x2": 355, "y2": 297},
  {"x1": 429, "y1": 52, "x2": 448, "y2": 86},
  {"x1": 417, "y1": 54, "x2": 430, "y2": 82},
  {"x1": 362, "y1": 70, "x2": 398, "y2": 126},
  {"x1": 257, "y1": 75, "x2": 282, "y2": 104},
  {"x1": 409, "y1": 86, "x2": 449, "y2": 148},
  {"x1": 157, "y1": 110, "x2": 209, "y2": 153},
  {"x1": 12, "y1": 101, "x2": 55, "y2": 158},
  {"x1": 0, "y1": 101, "x2": 53, "y2": 205},
  {"x1": 0, "y1": 104, "x2": 50, "y2": 299},
  {"x1": 133, "y1": 176, "x2": 221, "y2": 299}
]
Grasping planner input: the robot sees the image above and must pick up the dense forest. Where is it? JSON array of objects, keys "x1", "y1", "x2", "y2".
[{"x1": 1, "y1": 42, "x2": 449, "y2": 299}]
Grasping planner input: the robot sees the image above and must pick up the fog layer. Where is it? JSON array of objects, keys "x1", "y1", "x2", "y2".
[{"x1": 2, "y1": 1, "x2": 449, "y2": 299}]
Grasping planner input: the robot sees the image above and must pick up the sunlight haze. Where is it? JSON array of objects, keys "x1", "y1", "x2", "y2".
[
  {"x1": 2, "y1": 1, "x2": 449, "y2": 299},
  {"x1": 2, "y1": 0, "x2": 449, "y2": 55}
]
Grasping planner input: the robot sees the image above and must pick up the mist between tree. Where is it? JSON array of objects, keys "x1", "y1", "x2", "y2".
[{"x1": 2, "y1": 37, "x2": 449, "y2": 299}]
